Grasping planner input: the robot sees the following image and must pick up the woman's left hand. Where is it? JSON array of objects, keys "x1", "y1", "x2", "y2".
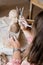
[{"x1": 9, "y1": 37, "x2": 20, "y2": 49}]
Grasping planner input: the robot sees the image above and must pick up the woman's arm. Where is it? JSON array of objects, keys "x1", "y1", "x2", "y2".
[{"x1": 6, "y1": 37, "x2": 21, "y2": 65}]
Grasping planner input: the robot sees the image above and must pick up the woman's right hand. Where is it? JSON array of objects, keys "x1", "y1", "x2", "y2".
[{"x1": 19, "y1": 16, "x2": 27, "y2": 31}]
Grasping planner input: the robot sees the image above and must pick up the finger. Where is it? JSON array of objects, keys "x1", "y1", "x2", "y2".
[
  {"x1": 10, "y1": 36, "x2": 19, "y2": 44},
  {"x1": 13, "y1": 36, "x2": 19, "y2": 43},
  {"x1": 21, "y1": 16, "x2": 24, "y2": 19},
  {"x1": 9, "y1": 37, "x2": 16, "y2": 45},
  {"x1": 18, "y1": 19, "x2": 23, "y2": 27},
  {"x1": 9, "y1": 37, "x2": 15, "y2": 44},
  {"x1": 19, "y1": 17, "x2": 27, "y2": 25}
]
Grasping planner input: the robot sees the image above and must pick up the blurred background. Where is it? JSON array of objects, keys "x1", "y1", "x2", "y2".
[{"x1": 0, "y1": 0, "x2": 43, "y2": 19}]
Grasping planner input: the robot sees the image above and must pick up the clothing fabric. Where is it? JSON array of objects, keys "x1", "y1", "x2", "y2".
[{"x1": 6, "y1": 58, "x2": 31, "y2": 65}]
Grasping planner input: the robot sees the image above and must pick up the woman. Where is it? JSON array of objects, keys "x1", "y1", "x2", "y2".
[{"x1": 6, "y1": 11, "x2": 43, "y2": 65}]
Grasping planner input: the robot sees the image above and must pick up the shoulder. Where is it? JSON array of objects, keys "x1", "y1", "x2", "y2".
[
  {"x1": 21, "y1": 59, "x2": 30, "y2": 65},
  {"x1": 21, "y1": 59, "x2": 35, "y2": 65}
]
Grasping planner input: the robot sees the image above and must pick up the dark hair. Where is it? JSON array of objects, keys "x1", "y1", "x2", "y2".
[{"x1": 28, "y1": 11, "x2": 43, "y2": 65}]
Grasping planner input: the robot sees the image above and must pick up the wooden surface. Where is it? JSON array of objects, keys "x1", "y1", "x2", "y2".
[
  {"x1": 29, "y1": 0, "x2": 43, "y2": 19},
  {"x1": 27, "y1": 19, "x2": 34, "y2": 24},
  {"x1": 31, "y1": 0, "x2": 43, "y2": 9}
]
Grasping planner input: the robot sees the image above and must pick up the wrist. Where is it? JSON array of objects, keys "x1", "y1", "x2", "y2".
[
  {"x1": 13, "y1": 48, "x2": 21, "y2": 53},
  {"x1": 13, "y1": 49, "x2": 21, "y2": 60}
]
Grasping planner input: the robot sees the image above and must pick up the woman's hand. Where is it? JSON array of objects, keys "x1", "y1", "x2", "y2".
[
  {"x1": 9, "y1": 37, "x2": 21, "y2": 61},
  {"x1": 9, "y1": 37, "x2": 20, "y2": 49},
  {"x1": 19, "y1": 16, "x2": 27, "y2": 30}
]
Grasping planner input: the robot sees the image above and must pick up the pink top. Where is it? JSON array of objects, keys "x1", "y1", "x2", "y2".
[
  {"x1": 6, "y1": 58, "x2": 34, "y2": 65},
  {"x1": 6, "y1": 59, "x2": 21, "y2": 65}
]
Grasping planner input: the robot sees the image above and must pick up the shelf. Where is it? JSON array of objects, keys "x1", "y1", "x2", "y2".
[
  {"x1": 29, "y1": 0, "x2": 43, "y2": 19},
  {"x1": 31, "y1": 0, "x2": 43, "y2": 9}
]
